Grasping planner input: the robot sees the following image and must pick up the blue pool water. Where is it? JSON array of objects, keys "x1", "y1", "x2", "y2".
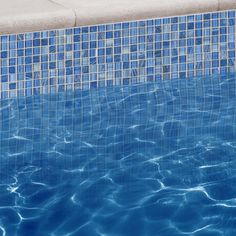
[{"x1": 1, "y1": 75, "x2": 236, "y2": 236}]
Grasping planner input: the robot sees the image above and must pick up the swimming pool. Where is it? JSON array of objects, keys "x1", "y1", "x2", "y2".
[{"x1": 0, "y1": 73, "x2": 236, "y2": 235}]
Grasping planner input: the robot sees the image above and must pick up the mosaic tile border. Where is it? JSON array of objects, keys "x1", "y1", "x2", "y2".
[{"x1": 0, "y1": 10, "x2": 235, "y2": 99}]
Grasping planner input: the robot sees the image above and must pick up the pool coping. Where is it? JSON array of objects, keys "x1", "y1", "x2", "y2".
[{"x1": 0, "y1": 0, "x2": 236, "y2": 35}]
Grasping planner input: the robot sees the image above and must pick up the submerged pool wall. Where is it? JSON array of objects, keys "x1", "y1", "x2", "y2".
[{"x1": 0, "y1": 9, "x2": 235, "y2": 99}]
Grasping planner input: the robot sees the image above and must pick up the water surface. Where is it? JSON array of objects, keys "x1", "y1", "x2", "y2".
[{"x1": 0, "y1": 75, "x2": 236, "y2": 235}]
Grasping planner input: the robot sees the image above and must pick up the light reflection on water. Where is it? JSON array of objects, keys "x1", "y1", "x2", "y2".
[{"x1": 0, "y1": 75, "x2": 236, "y2": 235}]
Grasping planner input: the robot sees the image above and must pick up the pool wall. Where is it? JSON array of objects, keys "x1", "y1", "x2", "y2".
[{"x1": 0, "y1": 9, "x2": 235, "y2": 99}]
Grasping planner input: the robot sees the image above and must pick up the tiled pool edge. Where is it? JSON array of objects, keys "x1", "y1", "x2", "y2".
[{"x1": 0, "y1": 9, "x2": 235, "y2": 99}]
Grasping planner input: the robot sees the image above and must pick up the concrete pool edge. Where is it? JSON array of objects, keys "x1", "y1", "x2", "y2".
[{"x1": 0, "y1": 0, "x2": 236, "y2": 34}]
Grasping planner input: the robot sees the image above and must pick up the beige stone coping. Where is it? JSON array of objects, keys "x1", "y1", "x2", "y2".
[
  {"x1": 0, "y1": 0, "x2": 236, "y2": 34},
  {"x1": 55, "y1": 0, "x2": 219, "y2": 26},
  {"x1": 0, "y1": 0, "x2": 75, "y2": 35},
  {"x1": 219, "y1": 0, "x2": 236, "y2": 10}
]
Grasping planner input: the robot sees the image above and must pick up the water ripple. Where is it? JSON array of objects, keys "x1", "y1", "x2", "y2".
[{"x1": 0, "y1": 75, "x2": 236, "y2": 235}]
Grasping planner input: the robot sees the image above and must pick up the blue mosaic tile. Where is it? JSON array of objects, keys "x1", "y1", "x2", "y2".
[{"x1": 0, "y1": 10, "x2": 235, "y2": 99}]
